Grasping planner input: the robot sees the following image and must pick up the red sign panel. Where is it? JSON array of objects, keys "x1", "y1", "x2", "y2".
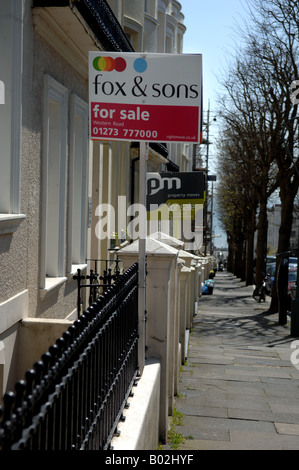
[{"x1": 90, "y1": 102, "x2": 200, "y2": 142}]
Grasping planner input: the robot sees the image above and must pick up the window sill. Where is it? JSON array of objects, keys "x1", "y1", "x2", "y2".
[
  {"x1": 40, "y1": 276, "x2": 67, "y2": 298},
  {"x1": 0, "y1": 214, "x2": 26, "y2": 235},
  {"x1": 70, "y1": 264, "x2": 87, "y2": 276}
]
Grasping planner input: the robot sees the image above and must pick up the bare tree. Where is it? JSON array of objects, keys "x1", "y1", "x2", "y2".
[
  {"x1": 246, "y1": 0, "x2": 299, "y2": 311},
  {"x1": 216, "y1": 124, "x2": 261, "y2": 284},
  {"x1": 216, "y1": 0, "x2": 299, "y2": 312},
  {"x1": 217, "y1": 49, "x2": 279, "y2": 286}
]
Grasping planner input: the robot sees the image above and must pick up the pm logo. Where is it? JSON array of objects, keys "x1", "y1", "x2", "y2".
[
  {"x1": 0, "y1": 81, "x2": 4, "y2": 104},
  {"x1": 147, "y1": 174, "x2": 181, "y2": 197}
]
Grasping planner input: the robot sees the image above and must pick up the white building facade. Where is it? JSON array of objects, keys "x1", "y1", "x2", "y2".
[
  {"x1": 267, "y1": 204, "x2": 299, "y2": 256},
  {"x1": 0, "y1": 0, "x2": 188, "y2": 398}
]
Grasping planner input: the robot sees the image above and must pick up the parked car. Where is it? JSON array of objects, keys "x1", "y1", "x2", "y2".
[
  {"x1": 265, "y1": 261, "x2": 297, "y2": 298},
  {"x1": 288, "y1": 267, "x2": 297, "y2": 310},
  {"x1": 266, "y1": 255, "x2": 276, "y2": 266},
  {"x1": 265, "y1": 262, "x2": 276, "y2": 293}
]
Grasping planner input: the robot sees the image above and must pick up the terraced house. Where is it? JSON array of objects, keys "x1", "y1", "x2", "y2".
[{"x1": 0, "y1": 0, "x2": 205, "y2": 450}]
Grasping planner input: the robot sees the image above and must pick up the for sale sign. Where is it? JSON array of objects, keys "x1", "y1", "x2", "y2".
[
  {"x1": 89, "y1": 52, "x2": 202, "y2": 143},
  {"x1": 146, "y1": 172, "x2": 205, "y2": 220}
]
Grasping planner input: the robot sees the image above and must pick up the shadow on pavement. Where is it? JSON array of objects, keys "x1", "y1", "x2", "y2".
[{"x1": 195, "y1": 272, "x2": 293, "y2": 348}]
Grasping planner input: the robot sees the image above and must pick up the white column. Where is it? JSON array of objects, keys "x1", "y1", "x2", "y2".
[{"x1": 119, "y1": 236, "x2": 178, "y2": 443}]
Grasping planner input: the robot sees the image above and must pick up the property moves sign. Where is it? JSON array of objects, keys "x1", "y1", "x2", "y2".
[
  {"x1": 89, "y1": 52, "x2": 202, "y2": 143},
  {"x1": 146, "y1": 172, "x2": 205, "y2": 220}
]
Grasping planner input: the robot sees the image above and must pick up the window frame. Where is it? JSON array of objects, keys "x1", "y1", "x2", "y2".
[
  {"x1": 68, "y1": 93, "x2": 89, "y2": 273},
  {"x1": 0, "y1": 0, "x2": 25, "y2": 234},
  {"x1": 40, "y1": 74, "x2": 68, "y2": 291}
]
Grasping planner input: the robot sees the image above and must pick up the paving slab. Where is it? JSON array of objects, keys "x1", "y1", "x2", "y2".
[{"x1": 163, "y1": 272, "x2": 299, "y2": 451}]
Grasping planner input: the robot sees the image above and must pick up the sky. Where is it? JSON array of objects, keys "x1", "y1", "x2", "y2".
[
  {"x1": 180, "y1": 0, "x2": 251, "y2": 249},
  {"x1": 180, "y1": 0, "x2": 249, "y2": 113}
]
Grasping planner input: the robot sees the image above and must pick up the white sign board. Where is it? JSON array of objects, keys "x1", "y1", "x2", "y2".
[{"x1": 89, "y1": 52, "x2": 202, "y2": 143}]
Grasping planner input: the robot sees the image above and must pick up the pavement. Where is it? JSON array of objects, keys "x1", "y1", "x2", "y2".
[{"x1": 166, "y1": 271, "x2": 299, "y2": 450}]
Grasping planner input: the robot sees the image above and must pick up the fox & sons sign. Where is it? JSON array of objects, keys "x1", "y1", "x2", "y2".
[{"x1": 89, "y1": 52, "x2": 202, "y2": 143}]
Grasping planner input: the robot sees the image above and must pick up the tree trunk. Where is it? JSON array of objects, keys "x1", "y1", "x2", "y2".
[
  {"x1": 246, "y1": 230, "x2": 254, "y2": 285},
  {"x1": 227, "y1": 240, "x2": 233, "y2": 272},
  {"x1": 255, "y1": 198, "x2": 268, "y2": 286},
  {"x1": 235, "y1": 236, "x2": 245, "y2": 279},
  {"x1": 245, "y1": 208, "x2": 256, "y2": 285}
]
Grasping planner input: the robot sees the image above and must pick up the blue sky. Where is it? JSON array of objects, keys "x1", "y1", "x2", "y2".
[
  {"x1": 179, "y1": 0, "x2": 250, "y2": 248},
  {"x1": 180, "y1": 0, "x2": 249, "y2": 113}
]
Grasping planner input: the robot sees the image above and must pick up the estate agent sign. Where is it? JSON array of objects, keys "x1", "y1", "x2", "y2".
[
  {"x1": 146, "y1": 171, "x2": 205, "y2": 220},
  {"x1": 89, "y1": 52, "x2": 202, "y2": 143}
]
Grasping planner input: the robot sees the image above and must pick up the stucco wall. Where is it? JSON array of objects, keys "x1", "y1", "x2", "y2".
[{"x1": 21, "y1": 6, "x2": 88, "y2": 319}]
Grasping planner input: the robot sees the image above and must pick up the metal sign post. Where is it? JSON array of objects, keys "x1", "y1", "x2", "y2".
[{"x1": 138, "y1": 141, "x2": 148, "y2": 373}]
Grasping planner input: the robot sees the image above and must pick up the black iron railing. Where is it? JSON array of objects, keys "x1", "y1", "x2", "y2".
[
  {"x1": 74, "y1": 258, "x2": 122, "y2": 314},
  {"x1": 0, "y1": 263, "x2": 139, "y2": 450}
]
